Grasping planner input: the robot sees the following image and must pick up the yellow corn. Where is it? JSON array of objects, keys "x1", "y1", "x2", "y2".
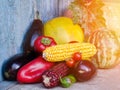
[{"x1": 43, "y1": 43, "x2": 97, "y2": 62}]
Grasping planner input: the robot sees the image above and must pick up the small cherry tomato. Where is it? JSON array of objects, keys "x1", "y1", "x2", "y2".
[
  {"x1": 72, "y1": 52, "x2": 82, "y2": 61},
  {"x1": 66, "y1": 59, "x2": 75, "y2": 68}
]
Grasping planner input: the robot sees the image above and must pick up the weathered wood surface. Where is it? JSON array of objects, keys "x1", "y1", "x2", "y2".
[{"x1": 1, "y1": 64, "x2": 120, "y2": 90}]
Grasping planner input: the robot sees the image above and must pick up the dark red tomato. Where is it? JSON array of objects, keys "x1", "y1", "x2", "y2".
[
  {"x1": 73, "y1": 60, "x2": 97, "y2": 82},
  {"x1": 72, "y1": 52, "x2": 82, "y2": 61},
  {"x1": 66, "y1": 59, "x2": 75, "y2": 68}
]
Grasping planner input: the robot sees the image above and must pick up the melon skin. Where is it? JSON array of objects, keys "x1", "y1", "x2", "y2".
[{"x1": 88, "y1": 30, "x2": 120, "y2": 69}]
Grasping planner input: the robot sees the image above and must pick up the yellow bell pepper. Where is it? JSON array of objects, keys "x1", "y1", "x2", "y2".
[{"x1": 44, "y1": 17, "x2": 84, "y2": 44}]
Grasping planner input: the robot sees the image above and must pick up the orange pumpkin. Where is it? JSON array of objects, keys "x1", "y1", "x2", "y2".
[{"x1": 88, "y1": 30, "x2": 120, "y2": 68}]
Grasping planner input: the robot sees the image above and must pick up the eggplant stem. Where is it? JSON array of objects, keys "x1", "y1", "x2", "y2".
[{"x1": 32, "y1": 0, "x2": 41, "y2": 19}]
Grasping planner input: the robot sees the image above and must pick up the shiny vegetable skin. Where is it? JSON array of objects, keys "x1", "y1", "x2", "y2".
[
  {"x1": 72, "y1": 52, "x2": 82, "y2": 61},
  {"x1": 17, "y1": 56, "x2": 54, "y2": 83},
  {"x1": 72, "y1": 60, "x2": 97, "y2": 82},
  {"x1": 22, "y1": 13, "x2": 44, "y2": 54},
  {"x1": 34, "y1": 36, "x2": 57, "y2": 53},
  {"x1": 2, "y1": 52, "x2": 38, "y2": 81},
  {"x1": 66, "y1": 59, "x2": 75, "y2": 68},
  {"x1": 60, "y1": 74, "x2": 76, "y2": 88}
]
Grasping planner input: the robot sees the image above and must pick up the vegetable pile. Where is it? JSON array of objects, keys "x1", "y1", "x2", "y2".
[{"x1": 2, "y1": 0, "x2": 120, "y2": 89}]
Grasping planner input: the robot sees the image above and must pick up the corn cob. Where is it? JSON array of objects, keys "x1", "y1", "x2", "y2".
[
  {"x1": 43, "y1": 43, "x2": 97, "y2": 62},
  {"x1": 42, "y1": 62, "x2": 70, "y2": 88}
]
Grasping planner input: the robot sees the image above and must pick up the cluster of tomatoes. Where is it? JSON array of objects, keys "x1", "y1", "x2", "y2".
[{"x1": 66, "y1": 52, "x2": 82, "y2": 68}]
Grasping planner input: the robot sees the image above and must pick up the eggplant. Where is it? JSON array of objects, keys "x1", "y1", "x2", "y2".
[
  {"x1": 2, "y1": 52, "x2": 38, "y2": 81},
  {"x1": 22, "y1": 11, "x2": 43, "y2": 54}
]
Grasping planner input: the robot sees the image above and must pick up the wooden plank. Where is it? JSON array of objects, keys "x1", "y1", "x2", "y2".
[
  {"x1": 39, "y1": 0, "x2": 59, "y2": 23},
  {"x1": 0, "y1": 0, "x2": 33, "y2": 81},
  {"x1": 58, "y1": 0, "x2": 73, "y2": 16},
  {"x1": 0, "y1": 81, "x2": 17, "y2": 90}
]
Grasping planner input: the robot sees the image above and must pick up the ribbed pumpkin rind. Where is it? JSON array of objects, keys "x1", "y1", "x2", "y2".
[{"x1": 88, "y1": 30, "x2": 120, "y2": 68}]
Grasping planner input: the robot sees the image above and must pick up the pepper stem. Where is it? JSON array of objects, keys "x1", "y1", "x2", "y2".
[{"x1": 41, "y1": 38, "x2": 51, "y2": 45}]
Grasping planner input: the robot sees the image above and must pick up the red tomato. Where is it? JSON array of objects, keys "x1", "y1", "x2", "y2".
[
  {"x1": 72, "y1": 52, "x2": 82, "y2": 61},
  {"x1": 66, "y1": 59, "x2": 75, "y2": 68}
]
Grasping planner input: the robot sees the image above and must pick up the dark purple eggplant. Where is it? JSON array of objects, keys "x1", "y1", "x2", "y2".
[
  {"x1": 2, "y1": 52, "x2": 38, "y2": 81},
  {"x1": 22, "y1": 11, "x2": 43, "y2": 54}
]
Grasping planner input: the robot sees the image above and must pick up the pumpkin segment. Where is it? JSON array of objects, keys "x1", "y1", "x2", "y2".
[{"x1": 88, "y1": 30, "x2": 120, "y2": 68}]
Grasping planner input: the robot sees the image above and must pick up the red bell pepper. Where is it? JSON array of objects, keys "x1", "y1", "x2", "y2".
[
  {"x1": 17, "y1": 56, "x2": 54, "y2": 83},
  {"x1": 34, "y1": 36, "x2": 57, "y2": 53}
]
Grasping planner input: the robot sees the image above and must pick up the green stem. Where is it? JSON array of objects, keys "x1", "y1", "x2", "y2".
[{"x1": 41, "y1": 37, "x2": 51, "y2": 45}]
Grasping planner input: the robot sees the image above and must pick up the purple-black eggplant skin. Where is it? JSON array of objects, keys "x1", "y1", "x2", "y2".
[
  {"x1": 2, "y1": 52, "x2": 38, "y2": 81},
  {"x1": 22, "y1": 19, "x2": 43, "y2": 54}
]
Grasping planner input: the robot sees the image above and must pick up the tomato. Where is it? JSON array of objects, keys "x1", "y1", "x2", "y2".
[
  {"x1": 66, "y1": 52, "x2": 82, "y2": 68},
  {"x1": 66, "y1": 59, "x2": 75, "y2": 68},
  {"x1": 72, "y1": 52, "x2": 82, "y2": 61}
]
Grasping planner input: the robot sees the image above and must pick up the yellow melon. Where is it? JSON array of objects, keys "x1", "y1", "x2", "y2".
[{"x1": 88, "y1": 30, "x2": 120, "y2": 68}]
